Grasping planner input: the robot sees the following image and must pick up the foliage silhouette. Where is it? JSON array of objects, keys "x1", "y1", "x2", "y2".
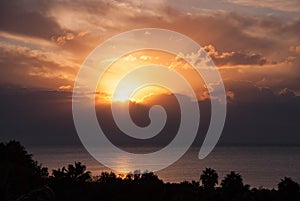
[
  {"x1": 1, "y1": 140, "x2": 300, "y2": 201},
  {"x1": 97, "y1": 171, "x2": 118, "y2": 184},
  {"x1": 220, "y1": 171, "x2": 250, "y2": 201},
  {"x1": 52, "y1": 162, "x2": 91, "y2": 182},
  {"x1": 0, "y1": 140, "x2": 48, "y2": 201},
  {"x1": 278, "y1": 177, "x2": 300, "y2": 201},
  {"x1": 15, "y1": 186, "x2": 55, "y2": 201},
  {"x1": 221, "y1": 171, "x2": 244, "y2": 192},
  {"x1": 200, "y1": 167, "x2": 219, "y2": 191}
]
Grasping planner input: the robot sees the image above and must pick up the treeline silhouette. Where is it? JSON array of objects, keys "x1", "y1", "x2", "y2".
[{"x1": 1, "y1": 141, "x2": 300, "y2": 201}]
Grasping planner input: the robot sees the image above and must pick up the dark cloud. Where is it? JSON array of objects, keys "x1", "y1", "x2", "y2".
[
  {"x1": 0, "y1": 0, "x2": 62, "y2": 39},
  {"x1": 279, "y1": 88, "x2": 296, "y2": 98},
  {"x1": 163, "y1": 13, "x2": 276, "y2": 53},
  {"x1": 0, "y1": 0, "x2": 299, "y2": 148},
  {"x1": 218, "y1": 81, "x2": 300, "y2": 145},
  {"x1": 0, "y1": 84, "x2": 299, "y2": 147},
  {"x1": 0, "y1": 85, "x2": 78, "y2": 146},
  {"x1": 204, "y1": 44, "x2": 268, "y2": 66}
]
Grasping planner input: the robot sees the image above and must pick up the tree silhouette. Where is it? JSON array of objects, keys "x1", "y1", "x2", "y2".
[
  {"x1": 278, "y1": 177, "x2": 300, "y2": 200},
  {"x1": 0, "y1": 140, "x2": 48, "y2": 201},
  {"x1": 15, "y1": 186, "x2": 55, "y2": 201},
  {"x1": 98, "y1": 171, "x2": 117, "y2": 184},
  {"x1": 139, "y1": 172, "x2": 163, "y2": 185},
  {"x1": 200, "y1": 168, "x2": 218, "y2": 191},
  {"x1": 3, "y1": 140, "x2": 300, "y2": 201},
  {"x1": 124, "y1": 172, "x2": 134, "y2": 182},
  {"x1": 221, "y1": 171, "x2": 244, "y2": 192},
  {"x1": 52, "y1": 162, "x2": 91, "y2": 182},
  {"x1": 220, "y1": 171, "x2": 248, "y2": 200},
  {"x1": 52, "y1": 167, "x2": 67, "y2": 180}
]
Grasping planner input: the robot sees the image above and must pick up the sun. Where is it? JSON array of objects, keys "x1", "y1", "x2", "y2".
[
  {"x1": 111, "y1": 94, "x2": 135, "y2": 102},
  {"x1": 110, "y1": 87, "x2": 136, "y2": 102}
]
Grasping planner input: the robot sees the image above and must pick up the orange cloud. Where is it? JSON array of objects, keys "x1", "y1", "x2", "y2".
[
  {"x1": 77, "y1": 30, "x2": 90, "y2": 37},
  {"x1": 289, "y1": 45, "x2": 300, "y2": 54},
  {"x1": 51, "y1": 32, "x2": 75, "y2": 45},
  {"x1": 58, "y1": 85, "x2": 72, "y2": 91},
  {"x1": 0, "y1": 0, "x2": 300, "y2": 96}
]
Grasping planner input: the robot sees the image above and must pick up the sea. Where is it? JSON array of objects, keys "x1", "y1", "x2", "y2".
[{"x1": 27, "y1": 145, "x2": 300, "y2": 189}]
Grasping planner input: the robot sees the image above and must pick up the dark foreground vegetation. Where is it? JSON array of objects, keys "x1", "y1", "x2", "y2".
[{"x1": 1, "y1": 141, "x2": 300, "y2": 201}]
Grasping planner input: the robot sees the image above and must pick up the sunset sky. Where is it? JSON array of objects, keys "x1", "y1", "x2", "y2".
[{"x1": 0, "y1": 0, "x2": 300, "y2": 146}]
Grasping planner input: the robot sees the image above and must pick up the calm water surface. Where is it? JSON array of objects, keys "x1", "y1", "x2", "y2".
[{"x1": 27, "y1": 145, "x2": 300, "y2": 188}]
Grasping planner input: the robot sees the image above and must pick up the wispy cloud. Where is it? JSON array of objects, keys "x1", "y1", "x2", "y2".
[
  {"x1": 0, "y1": 41, "x2": 78, "y2": 88},
  {"x1": 228, "y1": 0, "x2": 300, "y2": 12}
]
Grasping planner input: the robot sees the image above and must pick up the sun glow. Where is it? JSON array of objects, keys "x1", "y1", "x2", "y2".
[
  {"x1": 95, "y1": 49, "x2": 207, "y2": 105},
  {"x1": 111, "y1": 93, "x2": 135, "y2": 102}
]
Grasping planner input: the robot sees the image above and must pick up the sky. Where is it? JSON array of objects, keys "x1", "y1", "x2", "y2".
[{"x1": 0, "y1": 0, "x2": 300, "y2": 146}]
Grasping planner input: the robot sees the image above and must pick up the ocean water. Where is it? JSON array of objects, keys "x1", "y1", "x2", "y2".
[{"x1": 27, "y1": 145, "x2": 300, "y2": 188}]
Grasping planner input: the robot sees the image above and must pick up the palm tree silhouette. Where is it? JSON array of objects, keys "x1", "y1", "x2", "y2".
[
  {"x1": 200, "y1": 168, "x2": 218, "y2": 191},
  {"x1": 52, "y1": 162, "x2": 91, "y2": 182},
  {"x1": 221, "y1": 171, "x2": 244, "y2": 192}
]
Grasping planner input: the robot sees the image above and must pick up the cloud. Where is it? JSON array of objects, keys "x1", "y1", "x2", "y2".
[
  {"x1": 0, "y1": 85, "x2": 78, "y2": 145},
  {"x1": 0, "y1": 41, "x2": 77, "y2": 88},
  {"x1": 220, "y1": 80, "x2": 300, "y2": 145},
  {"x1": 278, "y1": 88, "x2": 296, "y2": 97},
  {"x1": 0, "y1": 0, "x2": 62, "y2": 39},
  {"x1": 0, "y1": 0, "x2": 299, "y2": 149},
  {"x1": 77, "y1": 30, "x2": 90, "y2": 37},
  {"x1": 51, "y1": 32, "x2": 76, "y2": 45},
  {"x1": 124, "y1": 55, "x2": 137, "y2": 62},
  {"x1": 227, "y1": 90, "x2": 235, "y2": 100},
  {"x1": 59, "y1": 85, "x2": 72, "y2": 91},
  {"x1": 0, "y1": 0, "x2": 299, "y2": 96},
  {"x1": 0, "y1": 41, "x2": 78, "y2": 69},
  {"x1": 51, "y1": 30, "x2": 90, "y2": 45},
  {"x1": 228, "y1": 0, "x2": 300, "y2": 12},
  {"x1": 289, "y1": 45, "x2": 300, "y2": 54},
  {"x1": 1, "y1": 84, "x2": 300, "y2": 146},
  {"x1": 139, "y1": 55, "x2": 152, "y2": 61},
  {"x1": 204, "y1": 44, "x2": 268, "y2": 66}
]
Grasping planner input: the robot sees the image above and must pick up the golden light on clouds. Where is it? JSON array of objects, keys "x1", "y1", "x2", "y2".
[
  {"x1": 1, "y1": 0, "x2": 300, "y2": 165},
  {"x1": 0, "y1": 0, "x2": 299, "y2": 96},
  {"x1": 95, "y1": 49, "x2": 207, "y2": 104}
]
